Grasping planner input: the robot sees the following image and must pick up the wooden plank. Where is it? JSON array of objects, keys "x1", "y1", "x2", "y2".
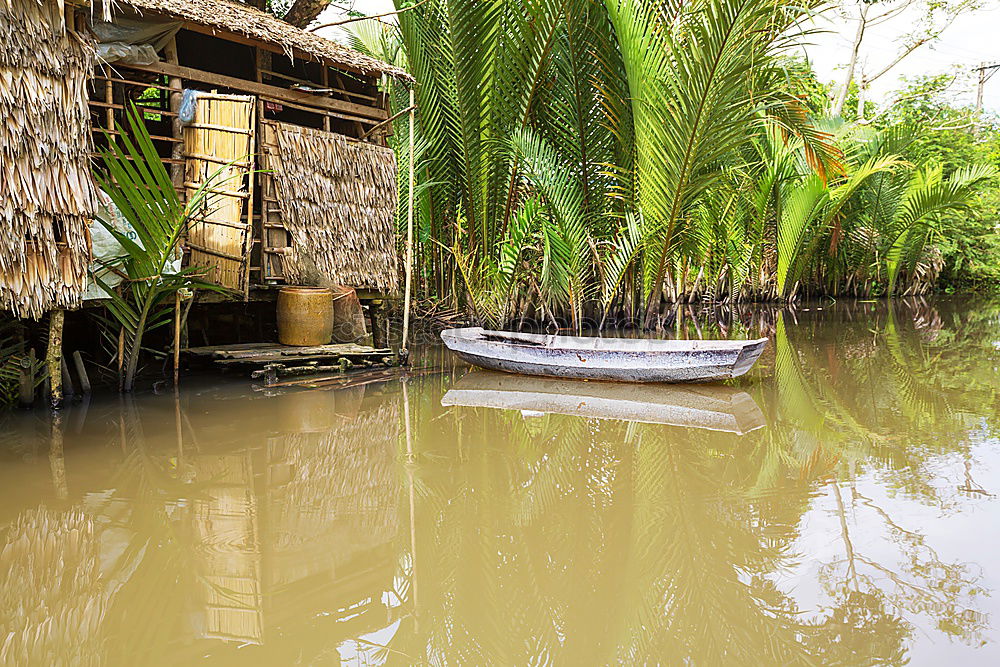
[
  {"x1": 186, "y1": 242, "x2": 245, "y2": 262},
  {"x1": 93, "y1": 74, "x2": 178, "y2": 93},
  {"x1": 183, "y1": 152, "x2": 252, "y2": 167},
  {"x1": 183, "y1": 182, "x2": 251, "y2": 199},
  {"x1": 260, "y1": 67, "x2": 378, "y2": 102},
  {"x1": 189, "y1": 217, "x2": 250, "y2": 231},
  {"x1": 259, "y1": 94, "x2": 381, "y2": 127},
  {"x1": 88, "y1": 100, "x2": 180, "y2": 117},
  {"x1": 185, "y1": 122, "x2": 254, "y2": 135},
  {"x1": 128, "y1": 60, "x2": 388, "y2": 121}
]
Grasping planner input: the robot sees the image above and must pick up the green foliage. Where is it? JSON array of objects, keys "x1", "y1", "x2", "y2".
[
  {"x1": 0, "y1": 320, "x2": 42, "y2": 406},
  {"x1": 93, "y1": 105, "x2": 231, "y2": 392},
  {"x1": 348, "y1": 0, "x2": 996, "y2": 323},
  {"x1": 875, "y1": 74, "x2": 1000, "y2": 292}
]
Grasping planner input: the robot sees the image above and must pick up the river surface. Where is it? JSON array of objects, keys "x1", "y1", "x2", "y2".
[{"x1": 1, "y1": 299, "x2": 999, "y2": 665}]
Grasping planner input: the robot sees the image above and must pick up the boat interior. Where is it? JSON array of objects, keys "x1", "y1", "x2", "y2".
[{"x1": 449, "y1": 328, "x2": 768, "y2": 351}]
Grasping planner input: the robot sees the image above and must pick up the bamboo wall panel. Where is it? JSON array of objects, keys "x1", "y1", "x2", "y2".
[
  {"x1": 0, "y1": 0, "x2": 97, "y2": 319},
  {"x1": 184, "y1": 94, "x2": 255, "y2": 294},
  {"x1": 262, "y1": 122, "x2": 399, "y2": 293}
]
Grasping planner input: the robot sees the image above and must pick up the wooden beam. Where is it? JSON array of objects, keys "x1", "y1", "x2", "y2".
[
  {"x1": 260, "y1": 67, "x2": 378, "y2": 102},
  {"x1": 127, "y1": 60, "x2": 388, "y2": 121}
]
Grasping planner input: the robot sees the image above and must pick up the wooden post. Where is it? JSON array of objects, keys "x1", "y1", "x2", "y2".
[
  {"x1": 46, "y1": 310, "x2": 65, "y2": 409},
  {"x1": 401, "y1": 86, "x2": 415, "y2": 356},
  {"x1": 72, "y1": 350, "x2": 91, "y2": 395},
  {"x1": 19, "y1": 350, "x2": 35, "y2": 408},
  {"x1": 104, "y1": 78, "x2": 114, "y2": 134},
  {"x1": 371, "y1": 300, "x2": 388, "y2": 349},
  {"x1": 117, "y1": 326, "x2": 125, "y2": 393},
  {"x1": 49, "y1": 411, "x2": 68, "y2": 500},
  {"x1": 321, "y1": 67, "x2": 332, "y2": 133},
  {"x1": 174, "y1": 292, "x2": 182, "y2": 387},
  {"x1": 60, "y1": 356, "x2": 75, "y2": 398}
]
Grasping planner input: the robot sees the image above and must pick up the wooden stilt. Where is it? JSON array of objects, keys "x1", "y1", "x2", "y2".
[
  {"x1": 19, "y1": 349, "x2": 35, "y2": 408},
  {"x1": 117, "y1": 326, "x2": 125, "y2": 393},
  {"x1": 49, "y1": 411, "x2": 68, "y2": 500},
  {"x1": 72, "y1": 350, "x2": 91, "y2": 395},
  {"x1": 60, "y1": 356, "x2": 75, "y2": 398},
  {"x1": 46, "y1": 310, "x2": 65, "y2": 409},
  {"x1": 371, "y1": 300, "x2": 388, "y2": 350},
  {"x1": 174, "y1": 292, "x2": 182, "y2": 387}
]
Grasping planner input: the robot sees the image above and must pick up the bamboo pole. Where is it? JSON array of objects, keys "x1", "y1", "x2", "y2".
[
  {"x1": 401, "y1": 87, "x2": 415, "y2": 357},
  {"x1": 46, "y1": 310, "x2": 64, "y2": 409},
  {"x1": 174, "y1": 292, "x2": 182, "y2": 387}
]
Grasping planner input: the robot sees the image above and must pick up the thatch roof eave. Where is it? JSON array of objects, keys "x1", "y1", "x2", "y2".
[{"x1": 96, "y1": 0, "x2": 414, "y2": 83}]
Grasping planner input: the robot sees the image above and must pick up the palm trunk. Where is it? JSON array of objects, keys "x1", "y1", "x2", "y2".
[{"x1": 123, "y1": 301, "x2": 153, "y2": 393}]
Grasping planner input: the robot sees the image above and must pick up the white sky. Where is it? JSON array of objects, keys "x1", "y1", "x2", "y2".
[{"x1": 316, "y1": 0, "x2": 1000, "y2": 112}]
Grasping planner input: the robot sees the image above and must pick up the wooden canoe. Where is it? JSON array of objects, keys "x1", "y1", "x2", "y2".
[
  {"x1": 440, "y1": 327, "x2": 767, "y2": 383},
  {"x1": 441, "y1": 371, "x2": 766, "y2": 434}
]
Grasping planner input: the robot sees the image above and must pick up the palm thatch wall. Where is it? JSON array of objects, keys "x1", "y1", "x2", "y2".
[
  {"x1": 0, "y1": 0, "x2": 96, "y2": 319},
  {"x1": 265, "y1": 122, "x2": 400, "y2": 293}
]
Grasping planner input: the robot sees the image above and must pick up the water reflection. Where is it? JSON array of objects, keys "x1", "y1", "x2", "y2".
[
  {"x1": 0, "y1": 298, "x2": 999, "y2": 664},
  {"x1": 442, "y1": 370, "x2": 766, "y2": 434}
]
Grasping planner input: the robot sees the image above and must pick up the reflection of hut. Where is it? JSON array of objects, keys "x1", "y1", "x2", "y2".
[
  {"x1": 265, "y1": 400, "x2": 400, "y2": 589},
  {"x1": 187, "y1": 397, "x2": 401, "y2": 646},
  {"x1": 1, "y1": 0, "x2": 411, "y2": 321},
  {"x1": 190, "y1": 451, "x2": 263, "y2": 644},
  {"x1": 0, "y1": 0, "x2": 96, "y2": 318},
  {"x1": 0, "y1": 508, "x2": 109, "y2": 665}
]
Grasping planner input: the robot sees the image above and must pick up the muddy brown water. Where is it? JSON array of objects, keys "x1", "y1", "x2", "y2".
[{"x1": 1, "y1": 299, "x2": 999, "y2": 665}]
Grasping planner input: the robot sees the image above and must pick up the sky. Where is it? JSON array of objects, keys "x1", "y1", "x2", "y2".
[{"x1": 316, "y1": 0, "x2": 1000, "y2": 112}]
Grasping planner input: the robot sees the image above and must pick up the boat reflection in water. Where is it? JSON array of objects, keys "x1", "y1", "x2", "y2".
[{"x1": 441, "y1": 370, "x2": 766, "y2": 434}]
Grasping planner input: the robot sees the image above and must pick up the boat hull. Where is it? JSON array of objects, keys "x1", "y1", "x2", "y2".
[{"x1": 441, "y1": 328, "x2": 767, "y2": 383}]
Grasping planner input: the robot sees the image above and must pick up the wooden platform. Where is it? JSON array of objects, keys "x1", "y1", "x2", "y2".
[{"x1": 184, "y1": 342, "x2": 398, "y2": 386}]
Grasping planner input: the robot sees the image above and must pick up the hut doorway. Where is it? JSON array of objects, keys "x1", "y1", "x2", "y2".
[{"x1": 183, "y1": 93, "x2": 257, "y2": 295}]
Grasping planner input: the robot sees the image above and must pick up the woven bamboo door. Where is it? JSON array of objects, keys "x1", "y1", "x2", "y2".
[{"x1": 184, "y1": 93, "x2": 256, "y2": 295}]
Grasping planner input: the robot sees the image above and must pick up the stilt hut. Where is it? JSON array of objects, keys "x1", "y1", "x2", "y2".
[{"x1": 0, "y1": 0, "x2": 411, "y2": 320}]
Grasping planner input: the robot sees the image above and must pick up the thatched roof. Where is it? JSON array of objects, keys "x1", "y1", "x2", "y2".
[
  {"x1": 265, "y1": 121, "x2": 400, "y2": 293},
  {"x1": 115, "y1": 0, "x2": 413, "y2": 82},
  {"x1": 0, "y1": 0, "x2": 97, "y2": 319}
]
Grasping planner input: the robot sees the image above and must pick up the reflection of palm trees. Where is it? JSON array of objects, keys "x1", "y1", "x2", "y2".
[
  {"x1": 394, "y1": 299, "x2": 999, "y2": 663},
  {"x1": 397, "y1": 402, "x2": 824, "y2": 664}
]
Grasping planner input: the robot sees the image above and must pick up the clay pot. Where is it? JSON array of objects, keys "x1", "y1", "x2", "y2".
[{"x1": 277, "y1": 286, "x2": 334, "y2": 346}]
